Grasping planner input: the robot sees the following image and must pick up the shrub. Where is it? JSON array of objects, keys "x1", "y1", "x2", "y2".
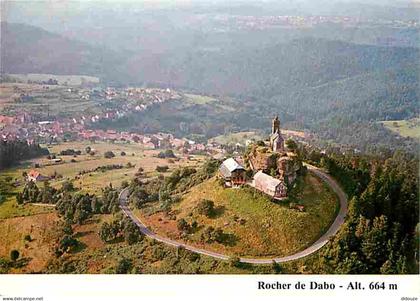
[
  {"x1": 157, "y1": 150, "x2": 176, "y2": 159},
  {"x1": 196, "y1": 199, "x2": 215, "y2": 217},
  {"x1": 121, "y1": 180, "x2": 129, "y2": 189},
  {"x1": 123, "y1": 220, "x2": 141, "y2": 245},
  {"x1": 59, "y1": 235, "x2": 79, "y2": 253},
  {"x1": 200, "y1": 226, "x2": 215, "y2": 243},
  {"x1": 115, "y1": 258, "x2": 132, "y2": 274},
  {"x1": 156, "y1": 165, "x2": 169, "y2": 172},
  {"x1": 120, "y1": 151, "x2": 126, "y2": 156},
  {"x1": 228, "y1": 256, "x2": 241, "y2": 268},
  {"x1": 177, "y1": 218, "x2": 190, "y2": 233},
  {"x1": 104, "y1": 151, "x2": 115, "y2": 159},
  {"x1": 60, "y1": 149, "x2": 81, "y2": 156},
  {"x1": 164, "y1": 149, "x2": 176, "y2": 158},
  {"x1": 24, "y1": 235, "x2": 32, "y2": 242},
  {"x1": 10, "y1": 250, "x2": 20, "y2": 262},
  {"x1": 272, "y1": 261, "x2": 282, "y2": 274}
]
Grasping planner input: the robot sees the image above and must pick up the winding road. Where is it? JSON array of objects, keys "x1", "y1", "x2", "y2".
[{"x1": 119, "y1": 163, "x2": 348, "y2": 264}]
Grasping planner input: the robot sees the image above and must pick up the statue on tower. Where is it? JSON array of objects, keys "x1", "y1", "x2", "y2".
[
  {"x1": 272, "y1": 115, "x2": 281, "y2": 134},
  {"x1": 270, "y1": 115, "x2": 284, "y2": 152}
]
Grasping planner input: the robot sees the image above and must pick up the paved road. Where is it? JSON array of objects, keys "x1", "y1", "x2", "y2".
[{"x1": 119, "y1": 163, "x2": 348, "y2": 264}]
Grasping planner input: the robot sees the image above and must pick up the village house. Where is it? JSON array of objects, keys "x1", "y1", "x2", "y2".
[
  {"x1": 27, "y1": 170, "x2": 49, "y2": 182},
  {"x1": 219, "y1": 158, "x2": 246, "y2": 187},
  {"x1": 253, "y1": 171, "x2": 287, "y2": 200}
]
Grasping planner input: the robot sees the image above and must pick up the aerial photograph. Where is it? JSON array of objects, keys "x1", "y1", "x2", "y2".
[{"x1": 0, "y1": 0, "x2": 418, "y2": 291}]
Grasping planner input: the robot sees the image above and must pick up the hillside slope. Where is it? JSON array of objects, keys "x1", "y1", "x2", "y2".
[{"x1": 0, "y1": 22, "x2": 127, "y2": 83}]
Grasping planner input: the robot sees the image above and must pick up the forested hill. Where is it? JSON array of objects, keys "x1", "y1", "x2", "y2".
[
  {"x1": 153, "y1": 38, "x2": 419, "y2": 97},
  {"x1": 0, "y1": 22, "x2": 127, "y2": 84},
  {"x1": 2, "y1": 22, "x2": 419, "y2": 152}
]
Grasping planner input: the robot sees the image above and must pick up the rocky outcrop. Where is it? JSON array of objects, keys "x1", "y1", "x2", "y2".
[{"x1": 248, "y1": 146, "x2": 278, "y2": 172}]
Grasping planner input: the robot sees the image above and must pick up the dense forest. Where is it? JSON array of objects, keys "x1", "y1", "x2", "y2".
[
  {"x1": 0, "y1": 140, "x2": 49, "y2": 170},
  {"x1": 299, "y1": 146, "x2": 419, "y2": 273}
]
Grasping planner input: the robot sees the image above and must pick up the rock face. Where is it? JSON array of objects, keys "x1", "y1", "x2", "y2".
[
  {"x1": 247, "y1": 144, "x2": 301, "y2": 187},
  {"x1": 277, "y1": 154, "x2": 302, "y2": 185},
  {"x1": 248, "y1": 146, "x2": 277, "y2": 172}
]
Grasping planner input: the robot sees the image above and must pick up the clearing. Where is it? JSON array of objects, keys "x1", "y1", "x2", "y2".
[{"x1": 381, "y1": 118, "x2": 420, "y2": 139}]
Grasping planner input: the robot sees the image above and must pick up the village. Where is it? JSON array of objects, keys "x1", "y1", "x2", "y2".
[{"x1": 0, "y1": 84, "x2": 181, "y2": 143}]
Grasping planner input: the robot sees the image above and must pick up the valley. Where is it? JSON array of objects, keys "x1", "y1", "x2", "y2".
[{"x1": 0, "y1": 1, "x2": 418, "y2": 278}]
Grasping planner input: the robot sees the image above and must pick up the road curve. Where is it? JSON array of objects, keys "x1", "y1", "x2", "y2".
[{"x1": 119, "y1": 163, "x2": 348, "y2": 264}]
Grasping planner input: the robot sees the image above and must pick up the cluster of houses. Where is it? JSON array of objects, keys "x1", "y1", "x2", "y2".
[
  {"x1": 0, "y1": 85, "x2": 181, "y2": 144},
  {"x1": 219, "y1": 116, "x2": 301, "y2": 200}
]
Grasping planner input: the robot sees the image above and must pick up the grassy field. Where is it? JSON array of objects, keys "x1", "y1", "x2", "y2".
[
  {"x1": 381, "y1": 118, "x2": 420, "y2": 139},
  {"x1": 209, "y1": 131, "x2": 264, "y2": 145},
  {"x1": 0, "y1": 83, "x2": 102, "y2": 118},
  {"x1": 0, "y1": 212, "x2": 60, "y2": 273},
  {"x1": 209, "y1": 129, "x2": 307, "y2": 146},
  {"x1": 136, "y1": 172, "x2": 339, "y2": 258},
  {"x1": 39, "y1": 141, "x2": 205, "y2": 193},
  {"x1": 0, "y1": 167, "x2": 54, "y2": 219},
  {"x1": 183, "y1": 93, "x2": 218, "y2": 105},
  {"x1": 6, "y1": 73, "x2": 100, "y2": 86}
]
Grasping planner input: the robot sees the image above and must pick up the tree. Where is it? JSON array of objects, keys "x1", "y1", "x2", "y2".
[
  {"x1": 74, "y1": 208, "x2": 89, "y2": 225},
  {"x1": 120, "y1": 151, "x2": 126, "y2": 156},
  {"x1": 62, "y1": 221, "x2": 73, "y2": 235},
  {"x1": 177, "y1": 218, "x2": 190, "y2": 233},
  {"x1": 99, "y1": 222, "x2": 113, "y2": 242},
  {"x1": 104, "y1": 151, "x2": 115, "y2": 159},
  {"x1": 115, "y1": 258, "x2": 132, "y2": 274},
  {"x1": 123, "y1": 221, "x2": 141, "y2": 245},
  {"x1": 10, "y1": 250, "x2": 19, "y2": 262},
  {"x1": 285, "y1": 139, "x2": 297, "y2": 151},
  {"x1": 156, "y1": 165, "x2": 169, "y2": 172},
  {"x1": 196, "y1": 199, "x2": 215, "y2": 217},
  {"x1": 228, "y1": 256, "x2": 241, "y2": 268},
  {"x1": 200, "y1": 226, "x2": 215, "y2": 243},
  {"x1": 272, "y1": 261, "x2": 282, "y2": 274},
  {"x1": 16, "y1": 193, "x2": 24, "y2": 205},
  {"x1": 213, "y1": 227, "x2": 225, "y2": 243},
  {"x1": 121, "y1": 180, "x2": 129, "y2": 189},
  {"x1": 61, "y1": 180, "x2": 75, "y2": 192},
  {"x1": 164, "y1": 149, "x2": 176, "y2": 158},
  {"x1": 85, "y1": 146, "x2": 92, "y2": 154},
  {"x1": 59, "y1": 235, "x2": 79, "y2": 253}
]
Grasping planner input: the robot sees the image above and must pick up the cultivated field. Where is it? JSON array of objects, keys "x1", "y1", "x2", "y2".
[
  {"x1": 209, "y1": 131, "x2": 264, "y2": 145},
  {"x1": 6, "y1": 74, "x2": 100, "y2": 86},
  {"x1": 0, "y1": 83, "x2": 103, "y2": 119},
  {"x1": 135, "y1": 172, "x2": 339, "y2": 257},
  {"x1": 183, "y1": 93, "x2": 218, "y2": 105},
  {"x1": 0, "y1": 141, "x2": 205, "y2": 219},
  {"x1": 381, "y1": 118, "x2": 420, "y2": 139}
]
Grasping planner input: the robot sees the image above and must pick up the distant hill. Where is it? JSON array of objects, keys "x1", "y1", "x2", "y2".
[
  {"x1": 2, "y1": 22, "x2": 418, "y2": 152},
  {"x1": 0, "y1": 22, "x2": 127, "y2": 83}
]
